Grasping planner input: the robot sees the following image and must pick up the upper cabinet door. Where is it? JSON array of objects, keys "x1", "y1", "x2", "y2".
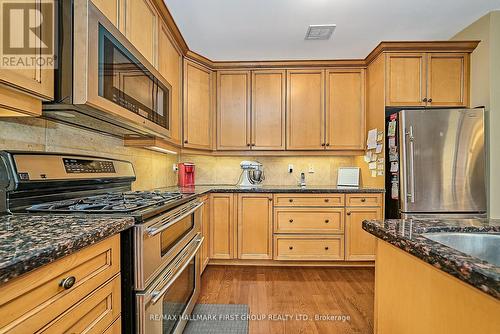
[
  {"x1": 217, "y1": 71, "x2": 251, "y2": 150},
  {"x1": 386, "y1": 53, "x2": 426, "y2": 107},
  {"x1": 184, "y1": 61, "x2": 213, "y2": 150},
  {"x1": 326, "y1": 69, "x2": 366, "y2": 150},
  {"x1": 427, "y1": 53, "x2": 469, "y2": 107},
  {"x1": 251, "y1": 70, "x2": 286, "y2": 150},
  {"x1": 123, "y1": 0, "x2": 157, "y2": 65},
  {"x1": 158, "y1": 23, "x2": 182, "y2": 144},
  {"x1": 286, "y1": 70, "x2": 325, "y2": 150}
]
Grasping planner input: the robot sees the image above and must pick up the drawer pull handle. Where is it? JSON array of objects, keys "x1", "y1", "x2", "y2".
[
  {"x1": 347, "y1": 212, "x2": 351, "y2": 216},
  {"x1": 289, "y1": 219, "x2": 294, "y2": 223},
  {"x1": 289, "y1": 199, "x2": 293, "y2": 203},
  {"x1": 60, "y1": 276, "x2": 76, "y2": 290},
  {"x1": 325, "y1": 247, "x2": 329, "y2": 250},
  {"x1": 361, "y1": 198, "x2": 366, "y2": 202},
  {"x1": 325, "y1": 219, "x2": 329, "y2": 223},
  {"x1": 324, "y1": 199, "x2": 330, "y2": 203},
  {"x1": 289, "y1": 246, "x2": 294, "y2": 250}
]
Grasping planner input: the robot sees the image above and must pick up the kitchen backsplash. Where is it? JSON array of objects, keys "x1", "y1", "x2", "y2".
[
  {"x1": 0, "y1": 118, "x2": 178, "y2": 191},
  {"x1": 180, "y1": 154, "x2": 357, "y2": 186}
]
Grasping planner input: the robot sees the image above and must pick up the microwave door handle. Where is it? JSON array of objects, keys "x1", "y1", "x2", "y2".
[
  {"x1": 406, "y1": 126, "x2": 416, "y2": 203},
  {"x1": 146, "y1": 202, "x2": 204, "y2": 237},
  {"x1": 150, "y1": 236, "x2": 204, "y2": 305}
]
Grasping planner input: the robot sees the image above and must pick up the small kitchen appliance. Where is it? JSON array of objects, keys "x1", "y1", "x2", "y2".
[
  {"x1": 239, "y1": 161, "x2": 265, "y2": 187},
  {"x1": 0, "y1": 151, "x2": 204, "y2": 334},
  {"x1": 178, "y1": 162, "x2": 195, "y2": 187}
]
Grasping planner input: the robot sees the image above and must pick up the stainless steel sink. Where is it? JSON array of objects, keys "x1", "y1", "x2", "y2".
[{"x1": 423, "y1": 233, "x2": 500, "y2": 266}]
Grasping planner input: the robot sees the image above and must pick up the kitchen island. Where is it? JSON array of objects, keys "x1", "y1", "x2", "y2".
[{"x1": 363, "y1": 218, "x2": 500, "y2": 334}]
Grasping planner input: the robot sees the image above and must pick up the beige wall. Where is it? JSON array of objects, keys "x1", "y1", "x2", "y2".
[
  {"x1": 180, "y1": 154, "x2": 362, "y2": 186},
  {"x1": 452, "y1": 11, "x2": 500, "y2": 218},
  {"x1": 0, "y1": 118, "x2": 178, "y2": 191}
]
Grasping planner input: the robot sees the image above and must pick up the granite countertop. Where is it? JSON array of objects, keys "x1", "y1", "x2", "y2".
[
  {"x1": 159, "y1": 185, "x2": 385, "y2": 195},
  {"x1": 0, "y1": 214, "x2": 134, "y2": 284},
  {"x1": 362, "y1": 218, "x2": 500, "y2": 299}
]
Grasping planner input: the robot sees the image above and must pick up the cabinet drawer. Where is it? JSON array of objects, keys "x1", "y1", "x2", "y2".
[
  {"x1": 274, "y1": 208, "x2": 344, "y2": 234},
  {"x1": 346, "y1": 193, "x2": 383, "y2": 207},
  {"x1": 274, "y1": 235, "x2": 344, "y2": 261},
  {"x1": 273, "y1": 194, "x2": 344, "y2": 207},
  {"x1": 39, "y1": 275, "x2": 121, "y2": 333},
  {"x1": 0, "y1": 235, "x2": 120, "y2": 333}
]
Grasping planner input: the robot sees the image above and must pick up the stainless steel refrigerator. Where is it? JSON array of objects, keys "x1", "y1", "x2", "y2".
[{"x1": 385, "y1": 108, "x2": 486, "y2": 219}]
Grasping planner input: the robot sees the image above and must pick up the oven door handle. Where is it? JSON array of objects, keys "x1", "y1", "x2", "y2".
[
  {"x1": 146, "y1": 202, "x2": 204, "y2": 237},
  {"x1": 150, "y1": 236, "x2": 204, "y2": 305}
]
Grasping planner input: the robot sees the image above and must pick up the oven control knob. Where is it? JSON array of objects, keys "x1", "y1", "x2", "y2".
[{"x1": 60, "y1": 276, "x2": 76, "y2": 289}]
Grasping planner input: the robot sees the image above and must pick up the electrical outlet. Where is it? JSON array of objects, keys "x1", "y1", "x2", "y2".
[
  {"x1": 308, "y1": 164, "x2": 315, "y2": 173},
  {"x1": 288, "y1": 164, "x2": 293, "y2": 173},
  {"x1": 173, "y1": 164, "x2": 178, "y2": 172}
]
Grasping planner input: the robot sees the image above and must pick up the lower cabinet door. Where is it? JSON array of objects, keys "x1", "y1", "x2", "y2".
[
  {"x1": 345, "y1": 207, "x2": 382, "y2": 260},
  {"x1": 39, "y1": 275, "x2": 121, "y2": 334},
  {"x1": 200, "y1": 195, "x2": 210, "y2": 273},
  {"x1": 209, "y1": 193, "x2": 236, "y2": 259},
  {"x1": 237, "y1": 193, "x2": 273, "y2": 260},
  {"x1": 274, "y1": 235, "x2": 344, "y2": 261}
]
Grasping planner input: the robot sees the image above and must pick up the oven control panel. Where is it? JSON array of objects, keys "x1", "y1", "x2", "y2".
[{"x1": 63, "y1": 158, "x2": 116, "y2": 174}]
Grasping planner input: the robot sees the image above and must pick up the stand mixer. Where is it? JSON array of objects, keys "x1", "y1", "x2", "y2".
[{"x1": 239, "y1": 161, "x2": 265, "y2": 187}]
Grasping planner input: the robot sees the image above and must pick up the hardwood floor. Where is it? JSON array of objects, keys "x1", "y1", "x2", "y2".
[{"x1": 198, "y1": 265, "x2": 374, "y2": 334}]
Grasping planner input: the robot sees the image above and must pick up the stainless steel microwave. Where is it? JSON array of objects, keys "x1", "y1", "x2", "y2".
[{"x1": 44, "y1": 0, "x2": 171, "y2": 138}]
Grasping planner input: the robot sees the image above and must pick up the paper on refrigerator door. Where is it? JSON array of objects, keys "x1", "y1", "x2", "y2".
[{"x1": 367, "y1": 128, "x2": 378, "y2": 149}]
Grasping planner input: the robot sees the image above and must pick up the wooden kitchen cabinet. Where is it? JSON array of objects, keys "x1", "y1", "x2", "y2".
[
  {"x1": 184, "y1": 61, "x2": 213, "y2": 150},
  {"x1": 158, "y1": 22, "x2": 182, "y2": 144},
  {"x1": 251, "y1": 70, "x2": 286, "y2": 150},
  {"x1": 237, "y1": 194, "x2": 273, "y2": 260},
  {"x1": 123, "y1": 0, "x2": 157, "y2": 65},
  {"x1": 345, "y1": 206, "x2": 382, "y2": 261},
  {"x1": 209, "y1": 193, "x2": 236, "y2": 259},
  {"x1": 0, "y1": 235, "x2": 121, "y2": 333},
  {"x1": 386, "y1": 53, "x2": 427, "y2": 107},
  {"x1": 386, "y1": 52, "x2": 469, "y2": 107},
  {"x1": 427, "y1": 53, "x2": 469, "y2": 107},
  {"x1": 200, "y1": 195, "x2": 210, "y2": 273},
  {"x1": 326, "y1": 69, "x2": 366, "y2": 150},
  {"x1": 217, "y1": 71, "x2": 251, "y2": 150},
  {"x1": 286, "y1": 69, "x2": 325, "y2": 150}
]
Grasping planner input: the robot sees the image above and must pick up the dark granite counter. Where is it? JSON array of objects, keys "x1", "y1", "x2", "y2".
[
  {"x1": 0, "y1": 214, "x2": 134, "y2": 284},
  {"x1": 159, "y1": 185, "x2": 385, "y2": 195},
  {"x1": 362, "y1": 218, "x2": 500, "y2": 299}
]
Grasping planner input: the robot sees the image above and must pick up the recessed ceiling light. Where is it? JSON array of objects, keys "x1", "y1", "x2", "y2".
[{"x1": 305, "y1": 24, "x2": 336, "y2": 40}]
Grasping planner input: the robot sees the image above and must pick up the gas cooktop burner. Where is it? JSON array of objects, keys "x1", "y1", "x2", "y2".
[{"x1": 26, "y1": 191, "x2": 183, "y2": 213}]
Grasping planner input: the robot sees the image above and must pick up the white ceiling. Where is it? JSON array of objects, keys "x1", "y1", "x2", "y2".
[{"x1": 164, "y1": 0, "x2": 500, "y2": 61}]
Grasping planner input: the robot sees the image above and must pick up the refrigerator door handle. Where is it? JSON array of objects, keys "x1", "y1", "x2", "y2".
[{"x1": 406, "y1": 126, "x2": 416, "y2": 203}]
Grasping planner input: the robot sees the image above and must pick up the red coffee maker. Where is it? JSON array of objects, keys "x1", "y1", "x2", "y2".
[{"x1": 178, "y1": 162, "x2": 195, "y2": 188}]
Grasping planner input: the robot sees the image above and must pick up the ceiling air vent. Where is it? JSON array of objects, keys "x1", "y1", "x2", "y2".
[{"x1": 305, "y1": 24, "x2": 336, "y2": 40}]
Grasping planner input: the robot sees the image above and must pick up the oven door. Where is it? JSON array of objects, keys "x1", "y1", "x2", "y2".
[
  {"x1": 136, "y1": 233, "x2": 203, "y2": 334},
  {"x1": 135, "y1": 200, "x2": 203, "y2": 290},
  {"x1": 71, "y1": 0, "x2": 172, "y2": 138}
]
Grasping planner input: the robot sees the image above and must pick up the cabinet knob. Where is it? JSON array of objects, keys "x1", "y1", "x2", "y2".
[
  {"x1": 325, "y1": 246, "x2": 329, "y2": 250},
  {"x1": 324, "y1": 198, "x2": 329, "y2": 203},
  {"x1": 361, "y1": 198, "x2": 366, "y2": 202},
  {"x1": 184, "y1": 140, "x2": 188, "y2": 144},
  {"x1": 252, "y1": 143, "x2": 256, "y2": 146},
  {"x1": 347, "y1": 212, "x2": 351, "y2": 216},
  {"x1": 268, "y1": 198, "x2": 273, "y2": 201},
  {"x1": 289, "y1": 246, "x2": 294, "y2": 250},
  {"x1": 289, "y1": 219, "x2": 294, "y2": 223},
  {"x1": 325, "y1": 219, "x2": 329, "y2": 223},
  {"x1": 321, "y1": 143, "x2": 326, "y2": 147},
  {"x1": 289, "y1": 199, "x2": 293, "y2": 203},
  {"x1": 326, "y1": 143, "x2": 330, "y2": 146},
  {"x1": 422, "y1": 97, "x2": 428, "y2": 102},
  {"x1": 60, "y1": 276, "x2": 76, "y2": 290},
  {"x1": 246, "y1": 143, "x2": 251, "y2": 147},
  {"x1": 428, "y1": 98, "x2": 433, "y2": 103}
]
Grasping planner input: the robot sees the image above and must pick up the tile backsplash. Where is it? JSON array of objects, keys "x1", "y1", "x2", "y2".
[
  {"x1": 180, "y1": 154, "x2": 357, "y2": 186},
  {"x1": 0, "y1": 118, "x2": 177, "y2": 191}
]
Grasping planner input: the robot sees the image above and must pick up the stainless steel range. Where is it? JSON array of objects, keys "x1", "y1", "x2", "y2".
[{"x1": 0, "y1": 151, "x2": 204, "y2": 334}]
